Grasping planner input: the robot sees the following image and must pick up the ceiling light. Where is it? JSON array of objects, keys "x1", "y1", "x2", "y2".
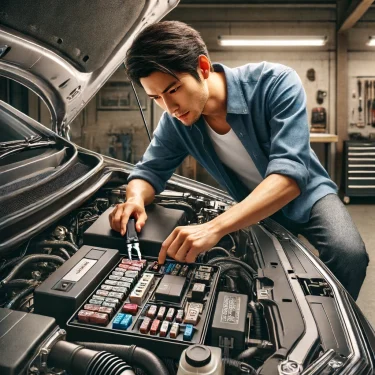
[
  {"x1": 218, "y1": 35, "x2": 327, "y2": 47},
  {"x1": 367, "y1": 37, "x2": 375, "y2": 46}
]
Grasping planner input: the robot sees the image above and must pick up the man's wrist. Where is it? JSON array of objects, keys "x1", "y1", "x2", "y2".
[{"x1": 126, "y1": 195, "x2": 145, "y2": 205}]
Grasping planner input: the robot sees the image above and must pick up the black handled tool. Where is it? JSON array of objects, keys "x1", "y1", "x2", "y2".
[{"x1": 126, "y1": 217, "x2": 141, "y2": 260}]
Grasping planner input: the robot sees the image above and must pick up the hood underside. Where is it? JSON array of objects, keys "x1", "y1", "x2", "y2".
[{"x1": 0, "y1": 0, "x2": 178, "y2": 133}]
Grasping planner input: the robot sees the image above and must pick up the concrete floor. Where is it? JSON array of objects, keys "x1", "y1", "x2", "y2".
[{"x1": 347, "y1": 200, "x2": 375, "y2": 327}]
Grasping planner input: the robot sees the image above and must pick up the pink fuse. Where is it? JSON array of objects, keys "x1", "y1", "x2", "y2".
[
  {"x1": 118, "y1": 264, "x2": 129, "y2": 270},
  {"x1": 122, "y1": 303, "x2": 138, "y2": 315},
  {"x1": 78, "y1": 310, "x2": 94, "y2": 323},
  {"x1": 157, "y1": 306, "x2": 166, "y2": 320},
  {"x1": 147, "y1": 305, "x2": 158, "y2": 319},
  {"x1": 150, "y1": 319, "x2": 161, "y2": 335},
  {"x1": 160, "y1": 321, "x2": 170, "y2": 337},
  {"x1": 140, "y1": 317, "x2": 152, "y2": 334}
]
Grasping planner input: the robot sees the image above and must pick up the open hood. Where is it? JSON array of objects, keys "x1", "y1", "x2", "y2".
[{"x1": 0, "y1": 0, "x2": 179, "y2": 136}]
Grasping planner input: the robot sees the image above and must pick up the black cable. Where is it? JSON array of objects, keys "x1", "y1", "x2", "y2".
[
  {"x1": 236, "y1": 347, "x2": 258, "y2": 362},
  {"x1": 208, "y1": 257, "x2": 257, "y2": 277},
  {"x1": 222, "y1": 358, "x2": 257, "y2": 375},
  {"x1": 5, "y1": 283, "x2": 38, "y2": 309},
  {"x1": 52, "y1": 248, "x2": 71, "y2": 260},
  {"x1": 124, "y1": 63, "x2": 152, "y2": 143},
  {"x1": 3, "y1": 279, "x2": 38, "y2": 288},
  {"x1": 36, "y1": 240, "x2": 78, "y2": 254},
  {"x1": 0, "y1": 254, "x2": 65, "y2": 286},
  {"x1": 248, "y1": 301, "x2": 262, "y2": 339}
]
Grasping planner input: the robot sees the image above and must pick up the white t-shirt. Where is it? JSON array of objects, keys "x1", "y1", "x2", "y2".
[{"x1": 205, "y1": 120, "x2": 263, "y2": 191}]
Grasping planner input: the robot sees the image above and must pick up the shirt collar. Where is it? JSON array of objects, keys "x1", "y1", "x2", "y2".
[{"x1": 212, "y1": 63, "x2": 248, "y2": 115}]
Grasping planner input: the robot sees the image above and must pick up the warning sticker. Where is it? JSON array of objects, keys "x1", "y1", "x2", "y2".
[{"x1": 220, "y1": 295, "x2": 240, "y2": 325}]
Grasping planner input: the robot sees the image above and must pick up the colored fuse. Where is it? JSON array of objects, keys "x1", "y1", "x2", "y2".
[
  {"x1": 128, "y1": 266, "x2": 142, "y2": 272},
  {"x1": 150, "y1": 319, "x2": 161, "y2": 335},
  {"x1": 125, "y1": 270, "x2": 139, "y2": 279},
  {"x1": 98, "y1": 306, "x2": 114, "y2": 317},
  {"x1": 105, "y1": 297, "x2": 120, "y2": 306},
  {"x1": 115, "y1": 268, "x2": 125, "y2": 273},
  {"x1": 147, "y1": 305, "x2": 158, "y2": 319},
  {"x1": 121, "y1": 259, "x2": 133, "y2": 265},
  {"x1": 122, "y1": 303, "x2": 138, "y2": 315},
  {"x1": 175, "y1": 310, "x2": 184, "y2": 323},
  {"x1": 165, "y1": 263, "x2": 173, "y2": 274},
  {"x1": 157, "y1": 306, "x2": 166, "y2": 320},
  {"x1": 101, "y1": 285, "x2": 113, "y2": 291},
  {"x1": 118, "y1": 264, "x2": 130, "y2": 270},
  {"x1": 92, "y1": 295, "x2": 105, "y2": 301},
  {"x1": 104, "y1": 280, "x2": 118, "y2": 286},
  {"x1": 118, "y1": 314, "x2": 133, "y2": 330},
  {"x1": 133, "y1": 260, "x2": 146, "y2": 269},
  {"x1": 96, "y1": 290, "x2": 109, "y2": 297},
  {"x1": 184, "y1": 306, "x2": 200, "y2": 326},
  {"x1": 112, "y1": 271, "x2": 124, "y2": 277},
  {"x1": 89, "y1": 312, "x2": 109, "y2": 325},
  {"x1": 170, "y1": 323, "x2": 180, "y2": 338},
  {"x1": 140, "y1": 317, "x2": 152, "y2": 334},
  {"x1": 179, "y1": 265, "x2": 189, "y2": 277},
  {"x1": 102, "y1": 301, "x2": 117, "y2": 309},
  {"x1": 166, "y1": 308, "x2": 175, "y2": 322},
  {"x1": 112, "y1": 286, "x2": 128, "y2": 294},
  {"x1": 183, "y1": 324, "x2": 194, "y2": 341},
  {"x1": 160, "y1": 321, "x2": 170, "y2": 337},
  {"x1": 109, "y1": 275, "x2": 121, "y2": 281},
  {"x1": 84, "y1": 304, "x2": 100, "y2": 312},
  {"x1": 112, "y1": 313, "x2": 125, "y2": 329},
  {"x1": 120, "y1": 277, "x2": 135, "y2": 285},
  {"x1": 89, "y1": 299, "x2": 103, "y2": 306},
  {"x1": 108, "y1": 292, "x2": 125, "y2": 300},
  {"x1": 78, "y1": 310, "x2": 94, "y2": 323},
  {"x1": 149, "y1": 261, "x2": 161, "y2": 272},
  {"x1": 116, "y1": 281, "x2": 132, "y2": 289}
]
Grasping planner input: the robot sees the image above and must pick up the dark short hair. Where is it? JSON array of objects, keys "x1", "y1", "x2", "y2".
[{"x1": 125, "y1": 21, "x2": 212, "y2": 86}]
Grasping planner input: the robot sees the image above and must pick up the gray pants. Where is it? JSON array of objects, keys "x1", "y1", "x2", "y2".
[{"x1": 271, "y1": 193, "x2": 369, "y2": 300}]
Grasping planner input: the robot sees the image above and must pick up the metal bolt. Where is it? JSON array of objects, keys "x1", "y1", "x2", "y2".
[
  {"x1": 29, "y1": 366, "x2": 40, "y2": 374},
  {"x1": 329, "y1": 360, "x2": 343, "y2": 369},
  {"x1": 279, "y1": 360, "x2": 301, "y2": 375}
]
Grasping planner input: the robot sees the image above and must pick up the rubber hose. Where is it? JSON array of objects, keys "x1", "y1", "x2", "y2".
[
  {"x1": 37, "y1": 240, "x2": 78, "y2": 253},
  {"x1": 209, "y1": 247, "x2": 232, "y2": 257},
  {"x1": 76, "y1": 342, "x2": 169, "y2": 375},
  {"x1": 225, "y1": 275, "x2": 237, "y2": 292},
  {"x1": 53, "y1": 248, "x2": 71, "y2": 260},
  {"x1": 5, "y1": 284, "x2": 38, "y2": 309},
  {"x1": 0, "y1": 254, "x2": 65, "y2": 286},
  {"x1": 4, "y1": 279, "x2": 38, "y2": 288},
  {"x1": 223, "y1": 358, "x2": 257, "y2": 375},
  {"x1": 207, "y1": 257, "x2": 257, "y2": 277},
  {"x1": 236, "y1": 347, "x2": 258, "y2": 361},
  {"x1": 48, "y1": 341, "x2": 135, "y2": 375},
  {"x1": 248, "y1": 301, "x2": 262, "y2": 339}
]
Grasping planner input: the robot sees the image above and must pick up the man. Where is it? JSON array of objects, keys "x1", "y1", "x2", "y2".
[{"x1": 109, "y1": 21, "x2": 368, "y2": 300}]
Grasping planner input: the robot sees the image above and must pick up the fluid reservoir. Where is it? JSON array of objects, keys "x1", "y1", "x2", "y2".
[{"x1": 177, "y1": 345, "x2": 224, "y2": 375}]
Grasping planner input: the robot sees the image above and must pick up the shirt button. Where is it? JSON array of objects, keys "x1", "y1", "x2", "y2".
[{"x1": 242, "y1": 109, "x2": 246, "y2": 113}]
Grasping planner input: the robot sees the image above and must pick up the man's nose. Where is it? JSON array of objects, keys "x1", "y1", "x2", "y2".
[{"x1": 163, "y1": 97, "x2": 178, "y2": 115}]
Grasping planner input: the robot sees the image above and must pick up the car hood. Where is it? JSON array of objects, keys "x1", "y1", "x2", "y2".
[{"x1": 0, "y1": 0, "x2": 178, "y2": 136}]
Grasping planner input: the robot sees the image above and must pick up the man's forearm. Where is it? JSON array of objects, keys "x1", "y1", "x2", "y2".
[
  {"x1": 126, "y1": 179, "x2": 156, "y2": 206},
  {"x1": 210, "y1": 174, "x2": 301, "y2": 237}
]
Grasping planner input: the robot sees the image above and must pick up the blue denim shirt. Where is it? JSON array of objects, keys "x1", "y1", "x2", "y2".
[{"x1": 128, "y1": 62, "x2": 337, "y2": 223}]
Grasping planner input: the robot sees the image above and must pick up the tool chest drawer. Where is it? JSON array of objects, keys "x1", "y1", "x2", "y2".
[{"x1": 344, "y1": 140, "x2": 375, "y2": 200}]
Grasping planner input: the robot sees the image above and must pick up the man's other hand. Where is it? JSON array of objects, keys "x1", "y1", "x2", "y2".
[
  {"x1": 158, "y1": 222, "x2": 222, "y2": 264},
  {"x1": 109, "y1": 198, "x2": 147, "y2": 236}
]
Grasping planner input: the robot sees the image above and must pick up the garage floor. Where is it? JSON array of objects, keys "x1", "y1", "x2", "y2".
[{"x1": 347, "y1": 201, "x2": 375, "y2": 327}]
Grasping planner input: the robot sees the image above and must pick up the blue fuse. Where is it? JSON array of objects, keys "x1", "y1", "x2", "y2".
[
  {"x1": 169, "y1": 263, "x2": 176, "y2": 273},
  {"x1": 112, "y1": 313, "x2": 125, "y2": 329},
  {"x1": 183, "y1": 324, "x2": 194, "y2": 341},
  {"x1": 119, "y1": 314, "x2": 133, "y2": 330},
  {"x1": 165, "y1": 263, "x2": 172, "y2": 274}
]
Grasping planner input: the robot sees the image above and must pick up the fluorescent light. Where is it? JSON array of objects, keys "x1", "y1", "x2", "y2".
[
  {"x1": 367, "y1": 36, "x2": 375, "y2": 46},
  {"x1": 218, "y1": 35, "x2": 327, "y2": 47}
]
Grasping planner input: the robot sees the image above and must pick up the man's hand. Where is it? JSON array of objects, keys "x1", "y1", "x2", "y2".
[
  {"x1": 158, "y1": 222, "x2": 222, "y2": 264},
  {"x1": 109, "y1": 198, "x2": 147, "y2": 236}
]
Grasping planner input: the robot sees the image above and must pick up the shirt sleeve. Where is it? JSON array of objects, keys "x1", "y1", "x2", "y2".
[
  {"x1": 264, "y1": 68, "x2": 310, "y2": 193},
  {"x1": 127, "y1": 113, "x2": 189, "y2": 194}
]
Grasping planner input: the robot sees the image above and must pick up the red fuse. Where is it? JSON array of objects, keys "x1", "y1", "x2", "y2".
[
  {"x1": 140, "y1": 317, "x2": 152, "y2": 334},
  {"x1": 89, "y1": 312, "x2": 109, "y2": 325},
  {"x1": 175, "y1": 309, "x2": 184, "y2": 323},
  {"x1": 166, "y1": 308, "x2": 175, "y2": 321},
  {"x1": 121, "y1": 259, "x2": 133, "y2": 265},
  {"x1": 160, "y1": 321, "x2": 170, "y2": 337},
  {"x1": 150, "y1": 319, "x2": 161, "y2": 335},
  {"x1": 78, "y1": 310, "x2": 94, "y2": 323},
  {"x1": 84, "y1": 304, "x2": 100, "y2": 312},
  {"x1": 98, "y1": 306, "x2": 114, "y2": 317},
  {"x1": 147, "y1": 305, "x2": 158, "y2": 319},
  {"x1": 118, "y1": 264, "x2": 129, "y2": 270},
  {"x1": 157, "y1": 306, "x2": 166, "y2": 320},
  {"x1": 128, "y1": 266, "x2": 142, "y2": 271},
  {"x1": 122, "y1": 303, "x2": 138, "y2": 315}
]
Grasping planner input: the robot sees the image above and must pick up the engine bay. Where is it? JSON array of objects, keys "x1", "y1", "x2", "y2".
[{"x1": 0, "y1": 182, "x2": 348, "y2": 375}]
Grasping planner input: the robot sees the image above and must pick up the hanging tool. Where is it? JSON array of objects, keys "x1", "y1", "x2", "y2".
[
  {"x1": 365, "y1": 80, "x2": 369, "y2": 125},
  {"x1": 368, "y1": 81, "x2": 372, "y2": 125},
  {"x1": 372, "y1": 80, "x2": 375, "y2": 127},
  {"x1": 125, "y1": 217, "x2": 142, "y2": 260},
  {"x1": 357, "y1": 80, "x2": 365, "y2": 127}
]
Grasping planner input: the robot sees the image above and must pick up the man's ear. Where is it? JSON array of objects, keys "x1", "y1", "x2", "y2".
[{"x1": 198, "y1": 55, "x2": 211, "y2": 79}]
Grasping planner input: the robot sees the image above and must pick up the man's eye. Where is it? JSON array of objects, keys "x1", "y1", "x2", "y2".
[
  {"x1": 152, "y1": 96, "x2": 160, "y2": 100},
  {"x1": 169, "y1": 86, "x2": 181, "y2": 94}
]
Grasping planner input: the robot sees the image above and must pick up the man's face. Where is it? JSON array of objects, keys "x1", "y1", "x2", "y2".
[{"x1": 140, "y1": 70, "x2": 209, "y2": 126}]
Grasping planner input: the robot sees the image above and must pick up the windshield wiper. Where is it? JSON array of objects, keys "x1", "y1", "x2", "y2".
[{"x1": 0, "y1": 135, "x2": 56, "y2": 160}]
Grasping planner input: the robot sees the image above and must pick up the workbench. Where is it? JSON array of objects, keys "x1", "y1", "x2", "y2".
[{"x1": 310, "y1": 133, "x2": 338, "y2": 176}]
